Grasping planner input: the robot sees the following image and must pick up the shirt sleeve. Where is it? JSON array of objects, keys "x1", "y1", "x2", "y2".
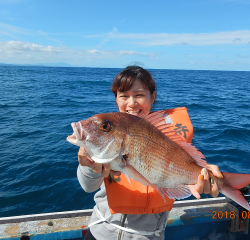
[{"x1": 77, "y1": 165, "x2": 104, "y2": 193}]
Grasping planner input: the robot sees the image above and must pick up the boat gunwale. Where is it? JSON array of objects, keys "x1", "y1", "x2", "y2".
[
  {"x1": 0, "y1": 209, "x2": 93, "y2": 224},
  {"x1": 0, "y1": 197, "x2": 228, "y2": 224}
]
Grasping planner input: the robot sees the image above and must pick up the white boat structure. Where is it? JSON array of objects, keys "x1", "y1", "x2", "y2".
[{"x1": 1, "y1": 196, "x2": 250, "y2": 240}]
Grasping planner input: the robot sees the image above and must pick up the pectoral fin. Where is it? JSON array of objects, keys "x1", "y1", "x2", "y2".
[
  {"x1": 120, "y1": 159, "x2": 192, "y2": 201},
  {"x1": 119, "y1": 158, "x2": 156, "y2": 190}
]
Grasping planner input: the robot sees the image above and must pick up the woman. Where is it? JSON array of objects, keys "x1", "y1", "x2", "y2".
[{"x1": 77, "y1": 66, "x2": 222, "y2": 240}]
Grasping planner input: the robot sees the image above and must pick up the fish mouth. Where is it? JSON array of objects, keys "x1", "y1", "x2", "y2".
[{"x1": 66, "y1": 122, "x2": 82, "y2": 145}]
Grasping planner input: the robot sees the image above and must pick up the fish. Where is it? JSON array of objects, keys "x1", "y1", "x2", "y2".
[{"x1": 67, "y1": 110, "x2": 250, "y2": 211}]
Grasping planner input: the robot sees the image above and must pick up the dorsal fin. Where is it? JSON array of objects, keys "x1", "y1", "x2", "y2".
[{"x1": 140, "y1": 110, "x2": 207, "y2": 168}]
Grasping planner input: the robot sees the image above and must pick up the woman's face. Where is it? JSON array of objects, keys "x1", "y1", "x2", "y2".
[{"x1": 116, "y1": 79, "x2": 156, "y2": 116}]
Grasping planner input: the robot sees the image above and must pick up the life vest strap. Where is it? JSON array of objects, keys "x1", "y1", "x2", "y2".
[
  {"x1": 88, "y1": 207, "x2": 165, "y2": 237},
  {"x1": 88, "y1": 208, "x2": 112, "y2": 228}
]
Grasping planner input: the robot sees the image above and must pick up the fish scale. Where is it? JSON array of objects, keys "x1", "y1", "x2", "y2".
[{"x1": 126, "y1": 125, "x2": 200, "y2": 188}]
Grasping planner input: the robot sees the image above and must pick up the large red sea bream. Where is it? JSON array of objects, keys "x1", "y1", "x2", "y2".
[{"x1": 67, "y1": 110, "x2": 250, "y2": 210}]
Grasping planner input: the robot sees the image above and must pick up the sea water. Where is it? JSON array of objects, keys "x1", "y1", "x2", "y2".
[{"x1": 0, "y1": 66, "x2": 250, "y2": 217}]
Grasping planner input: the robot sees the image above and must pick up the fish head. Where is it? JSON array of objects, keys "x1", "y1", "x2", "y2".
[{"x1": 67, "y1": 113, "x2": 127, "y2": 164}]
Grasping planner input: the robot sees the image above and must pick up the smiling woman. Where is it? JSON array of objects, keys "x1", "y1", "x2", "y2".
[
  {"x1": 112, "y1": 66, "x2": 156, "y2": 116},
  {"x1": 76, "y1": 65, "x2": 223, "y2": 240}
]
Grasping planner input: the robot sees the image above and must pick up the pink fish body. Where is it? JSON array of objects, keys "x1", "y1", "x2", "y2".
[{"x1": 67, "y1": 111, "x2": 250, "y2": 210}]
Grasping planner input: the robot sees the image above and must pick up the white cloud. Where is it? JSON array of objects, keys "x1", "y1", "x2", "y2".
[
  {"x1": 1, "y1": 41, "x2": 63, "y2": 52},
  {"x1": 0, "y1": 41, "x2": 157, "y2": 64},
  {"x1": 87, "y1": 30, "x2": 250, "y2": 46}
]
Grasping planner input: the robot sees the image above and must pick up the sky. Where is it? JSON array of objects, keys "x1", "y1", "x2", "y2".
[{"x1": 0, "y1": 0, "x2": 250, "y2": 71}]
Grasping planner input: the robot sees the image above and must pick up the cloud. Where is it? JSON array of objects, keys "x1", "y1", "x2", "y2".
[
  {"x1": 0, "y1": 41, "x2": 157, "y2": 64},
  {"x1": 1, "y1": 41, "x2": 63, "y2": 52},
  {"x1": 87, "y1": 30, "x2": 250, "y2": 46},
  {"x1": 0, "y1": 22, "x2": 63, "y2": 43},
  {"x1": 237, "y1": 54, "x2": 246, "y2": 58},
  {"x1": 87, "y1": 49, "x2": 101, "y2": 54},
  {"x1": 0, "y1": 30, "x2": 19, "y2": 39},
  {"x1": 214, "y1": 61, "x2": 234, "y2": 65},
  {"x1": 96, "y1": 27, "x2": 118, "y2": 48},
  {"x1": 95, "y1": 19, "x2": 126, "y2": 48},
  {"x1": 0, "y1": 22, "x2": 31, "y2": 36},
  {"x1": 233, "y1": 38, "x2": 241, "y2": 42},
  {"x1": 116, "y1": 50, "x2": 156, "y2": 57}
]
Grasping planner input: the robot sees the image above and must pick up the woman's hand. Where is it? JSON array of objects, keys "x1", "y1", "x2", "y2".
[
  {"x1": 78, "y1": 147, "x2": 121, "y2": 178},
  {"x1": 188, "y1": 164, "x2": 223, "y2": 199}
]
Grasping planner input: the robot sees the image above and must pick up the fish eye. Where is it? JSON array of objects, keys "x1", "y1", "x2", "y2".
[{"x1": 100, "y1": 121, "x2": 112, "y2": 132}]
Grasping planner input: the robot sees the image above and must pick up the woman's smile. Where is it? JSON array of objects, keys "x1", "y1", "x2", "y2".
[{"x1": 126, "y1": 109, "x2": 142, "y2": 116}]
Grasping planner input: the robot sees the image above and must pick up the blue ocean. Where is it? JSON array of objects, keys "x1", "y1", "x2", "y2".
[{"x1": 0, "y1": 66, "x2": 250, "y2": 218}]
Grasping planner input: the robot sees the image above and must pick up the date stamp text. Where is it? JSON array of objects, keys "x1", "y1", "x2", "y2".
[{"x1": 212, "y1": 211, "x2": 250, "y2": 219}]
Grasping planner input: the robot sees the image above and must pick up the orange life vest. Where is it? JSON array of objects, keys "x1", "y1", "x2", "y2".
[{"x1": 104, "y1": 107, "x2": 194, "y2": 215}]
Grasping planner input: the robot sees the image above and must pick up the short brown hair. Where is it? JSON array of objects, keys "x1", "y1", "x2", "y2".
[{"x1": 111, "y1": 66, "x2": 156, "y2": 98}]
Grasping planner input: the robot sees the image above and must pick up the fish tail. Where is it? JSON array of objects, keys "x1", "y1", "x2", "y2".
[{"x1": 220, "y1": 172, "x2": 250, "y2": 211}]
